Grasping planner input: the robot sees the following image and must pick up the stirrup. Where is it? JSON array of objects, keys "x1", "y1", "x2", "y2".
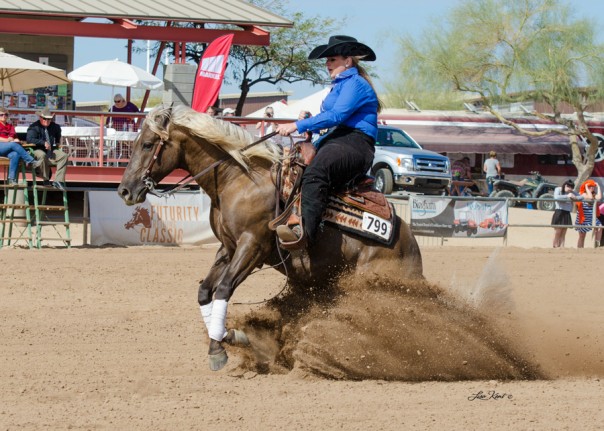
[
  {"x1": 276, "y1": 225, "x2": 301, "y2": 242},
  {"x1": 276, "y1": 224, "x2": 307, "y2": 250}
]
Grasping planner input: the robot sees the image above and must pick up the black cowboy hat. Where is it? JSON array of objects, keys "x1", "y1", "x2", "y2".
[{"x1": 308, "y1": 35, "x2": 376, "y2": 61}]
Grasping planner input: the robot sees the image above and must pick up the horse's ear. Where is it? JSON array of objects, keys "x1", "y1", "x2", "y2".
[{"x1": 161, "y1": 104, "x2": 173, "y2": 129}]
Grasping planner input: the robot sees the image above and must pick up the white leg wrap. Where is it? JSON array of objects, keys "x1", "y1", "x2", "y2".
[
  {"x1": 208, "y1": 299, "x2": 228, "y2": 342},
  {"x1": 200, "y1": 302, "x2": 213, "y2": 332}
]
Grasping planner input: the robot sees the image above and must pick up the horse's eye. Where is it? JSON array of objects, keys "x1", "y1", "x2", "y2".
[{"x1": 142, "y1": 141, "x2": 154, "y2": 150}]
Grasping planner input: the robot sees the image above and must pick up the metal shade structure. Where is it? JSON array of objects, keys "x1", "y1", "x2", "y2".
[
  {"x1": 0, "y1": 50, "x2": 69, "y2": 95},
  {"x1": 67, "y1": 59, "x2": 163, "y2": 90},
  {"x1": 399, "y1": 124, "x2": 573, "y2": 155}
]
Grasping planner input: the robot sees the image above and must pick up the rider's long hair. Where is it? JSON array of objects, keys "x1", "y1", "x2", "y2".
[{"x1": 351, "y1": 56, "x2": 383, "y2": 113}]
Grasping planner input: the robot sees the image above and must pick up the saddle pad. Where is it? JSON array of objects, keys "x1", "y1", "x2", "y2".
[
  {"x1": 336, "y1": 187, "x2": 392, "y2": 221},
  {"x1": 323, "y1": 195, "x2": 396, "y2": 245}
]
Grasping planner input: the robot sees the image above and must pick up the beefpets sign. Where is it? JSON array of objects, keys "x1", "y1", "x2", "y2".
[{"x1": 410, "y1": 196, "x2": 508, "y2": 238}]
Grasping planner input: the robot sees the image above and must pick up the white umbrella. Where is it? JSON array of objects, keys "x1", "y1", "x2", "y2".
[
  {"x1": 0, "y1": 50, "x2": 70, "y2": 96},
  {"x1": 68, "y1": 59, "x2": 163, "y2": 128},
  {"x1": 67, "y1": 59, "x2": 163, "y2": 90}
]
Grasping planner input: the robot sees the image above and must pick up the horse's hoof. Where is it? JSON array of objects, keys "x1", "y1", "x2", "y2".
[
  {"x1": 208, "y1": 350, "x2": 228, "y2": 371},
  {"x1": 224, "y1": 329, "x2": 250, "y2": 347}
]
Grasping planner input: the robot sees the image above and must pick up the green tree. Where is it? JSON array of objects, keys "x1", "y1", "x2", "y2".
[{"x1": 389, "y1": 0, "x2": 604, "y2": 184}]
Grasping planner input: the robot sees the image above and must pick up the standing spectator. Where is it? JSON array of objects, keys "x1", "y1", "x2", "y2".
[
  {"x1": 574, "y1": 179, "x2": 602, "y2": 248},
  {"x1": 26, "y1": 108, "x2": 69, "y2": 190},
  {"x1": 598, "y1": 201, "x2": 604, "y2": 247},
  {"x1": 221, "y1": 108, "x2": 241, "y2": 127},
  {"x1": 0, "y1": 107, "x2": 42, "y2": 185},
  {"x1": 107, "y1": 94, "x2": 139, "y2": 131},
  {"x1": 483, "y1": 151, "x2": 501, "y2": 194},
  {"x1": 206, "y1": 106, "x2": 222, "y2": 117},
  {"x1": 222, "y1": 108, "x2": 235, "y2": 117},
  {"x1": 256, "y1": 107, "x2": 276, "y2": 136},
  {"x1": 551, "y1": 179, "x2": 581, "y2": 248},
  {"x1": 297, "y1": 110, "x2": 313, "y2": 142}
]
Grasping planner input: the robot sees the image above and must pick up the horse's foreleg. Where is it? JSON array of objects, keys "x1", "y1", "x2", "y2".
[
  {"x1": 198, "y1": 245, "x2": 230, "y2": 334},
  {"x1": 207, "y1": 235, "x2": 269, "y2": 371}
]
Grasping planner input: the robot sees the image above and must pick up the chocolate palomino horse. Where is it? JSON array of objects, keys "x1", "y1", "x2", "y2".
[{"x1": 118, "y1": 105, "x2": 423, "y2": 371}]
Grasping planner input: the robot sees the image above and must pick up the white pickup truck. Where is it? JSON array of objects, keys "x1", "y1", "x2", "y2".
[{"x1": 371, "y1": 125, "x2": 451, "y2": 195}]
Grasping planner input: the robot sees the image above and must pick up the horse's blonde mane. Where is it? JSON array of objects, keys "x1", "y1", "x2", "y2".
[{"x1": 146, "y1": 105, "x2": 281, "y2": 169}]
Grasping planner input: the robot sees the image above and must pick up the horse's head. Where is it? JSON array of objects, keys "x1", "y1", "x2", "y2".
[
  {"x1": 118, "y1": 104, "x2": 282, "y2": 206},
  {"x1": 118, "y1": 105, "x2": 179, "y2": 205}
]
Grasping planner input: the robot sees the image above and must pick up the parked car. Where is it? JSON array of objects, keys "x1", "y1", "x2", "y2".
[{"x1": 371, "y1": 125, "x2": 451, "y2": 195}]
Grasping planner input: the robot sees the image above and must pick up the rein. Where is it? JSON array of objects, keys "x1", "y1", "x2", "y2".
[{"x1": 142, "y1": 130, "x2": 279, "y2": 198}]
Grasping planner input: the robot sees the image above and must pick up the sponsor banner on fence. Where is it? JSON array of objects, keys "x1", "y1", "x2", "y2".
[
  {"x1": 410, "y1": 196, "x2": 508, "y2": 238},
  {"x1": 90, "y1": 191, "x2": 216, "y2": 246}
]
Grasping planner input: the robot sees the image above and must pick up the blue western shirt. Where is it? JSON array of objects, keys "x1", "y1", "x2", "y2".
[{"x1": 294, "y1": 67, "x2": 378, "y2": 145}]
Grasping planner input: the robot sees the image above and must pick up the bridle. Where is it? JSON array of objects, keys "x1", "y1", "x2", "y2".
[{"x1": 141, "y1": 129, "x2": 280, "y2": 198}]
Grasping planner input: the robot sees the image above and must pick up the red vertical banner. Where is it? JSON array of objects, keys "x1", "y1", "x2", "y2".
[{"x1": 191, "y1": 34, "x2": 234, "y2": 113}]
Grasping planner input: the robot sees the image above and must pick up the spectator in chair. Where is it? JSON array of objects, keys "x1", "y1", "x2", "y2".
[
  {"x1": 0, "y1": 107, "x2": 43, "y2": 185},
  {"x1": 107, "y1": 94, "x2": 139, "y2": 131},
  {"x1": 26, "y1": 107, "x2": 68, "y2": 191}
]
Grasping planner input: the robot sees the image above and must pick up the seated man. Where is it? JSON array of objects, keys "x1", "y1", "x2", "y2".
[
  {"x1": 26, "y1": 107, "x2": 69, "y2": 190},
  {"x1": 451, "y1": 156, "x2": 471, "y2": 180},
  {"x1": 0, "y1": 107, "x2": 43, "y2": 185},
  {"x1": 450, "y1": 156, "x2": 473, "y2": 196}
]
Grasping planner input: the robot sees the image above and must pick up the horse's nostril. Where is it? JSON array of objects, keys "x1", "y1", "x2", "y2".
[{"x1": 118, "y1": 187, "x2": 129, "y2": 199}]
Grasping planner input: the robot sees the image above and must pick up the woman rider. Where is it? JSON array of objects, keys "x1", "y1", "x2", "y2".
[{"x1": 275, "y1": 35, "x2": 381, "y2": 248}]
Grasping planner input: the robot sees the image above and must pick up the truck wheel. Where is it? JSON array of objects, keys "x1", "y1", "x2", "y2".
[
  {"x1": 495, "y1": 190, "x2": 516, "y2": 207},
  {"x1": 537, "y1": 193, "x2": 555, "y2": 211},
  {"x1": 375, "y1": 168, "x2": 394, "y2": 194}
]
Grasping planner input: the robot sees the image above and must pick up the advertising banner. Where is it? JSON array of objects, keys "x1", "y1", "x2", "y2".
[
  {"x1": 410, "y1": 196, "x2": 508, "y2": 238},
  {"x1": 191, "y1": 34, "x2": 234, "y2": 113},
  {"x1": 89, "y1": 191, "x2": 216, "y2": 246}
]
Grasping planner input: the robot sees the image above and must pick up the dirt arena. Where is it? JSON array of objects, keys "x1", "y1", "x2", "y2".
[{"x1": 1, "y1": 211, "x2": 603, "y2": 429}]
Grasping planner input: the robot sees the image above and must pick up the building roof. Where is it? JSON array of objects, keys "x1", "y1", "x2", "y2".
[
  {"x1": 0, "y1": 0, "x2": 292, "y2": 45},
  {"x1": 0, "y1": 0, "x2": 292, "y2": 27},
  {"x1": 380, "y1": 112, "x2": 573, "y2": 155}
]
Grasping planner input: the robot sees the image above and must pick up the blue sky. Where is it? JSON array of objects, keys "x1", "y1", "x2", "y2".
[{"x1": 72, "y1": 0, "x2": 604, "y2": 103}]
